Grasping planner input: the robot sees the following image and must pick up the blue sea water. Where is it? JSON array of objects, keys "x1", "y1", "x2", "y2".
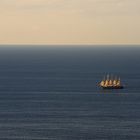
[{"x1": 0, "y1": 45, "x2": 140, "y2": 139}]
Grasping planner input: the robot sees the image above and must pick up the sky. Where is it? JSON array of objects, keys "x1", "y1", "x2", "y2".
[{"x1": 0, "y1": 0, "x2": 140, "y2": 45}]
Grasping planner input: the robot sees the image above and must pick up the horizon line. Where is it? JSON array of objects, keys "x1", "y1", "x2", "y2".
[{"x1": 0, "y1": 44, "x2": 140, "y2": 46}]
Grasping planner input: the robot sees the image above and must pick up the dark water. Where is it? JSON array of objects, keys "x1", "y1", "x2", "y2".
[{"x1": 0, "y1": 45, "x2": 140, "y2": 139}]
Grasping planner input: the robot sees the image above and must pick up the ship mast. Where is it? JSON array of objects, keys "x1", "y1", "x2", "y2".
[
  {"x1": 117, "y1": 77, "x2": 121, "y2": 86},
  {"x1": 105, "y1": 74, "x2": 109, "y2": 86},
  {"x1": 113, "y1": 76, "x2": 117, "y2": 86},
  {"x1": 100, "y1": 75, "x2": 105, "y2": 86},
  {"x1": 109, "y1": 74, "x2": 113, "y2": 85}
]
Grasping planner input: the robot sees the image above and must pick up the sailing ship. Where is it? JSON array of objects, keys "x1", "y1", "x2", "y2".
[{"x1": 99, "y1": 74, "x2": 124, "y2": 89}]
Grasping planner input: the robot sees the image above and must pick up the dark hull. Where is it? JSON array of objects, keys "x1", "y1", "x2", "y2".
[{"x1": 101, "y1": 86, "x2": 124, "y2": 89}]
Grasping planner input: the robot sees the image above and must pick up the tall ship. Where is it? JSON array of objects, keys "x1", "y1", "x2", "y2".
[{"x1": 99, "y1": 75, "x2": 124, "y2": 89}]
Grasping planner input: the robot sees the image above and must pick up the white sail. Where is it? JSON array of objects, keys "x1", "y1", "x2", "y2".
[
  {"x1": 109, "y1": 80, "x2": 112, "y2": 85},
  {"x1": 117, "y1": 78, "x2": 121, "y2": 86},
  {"x1": 113, "y1": 80, "x2": 117, "y2": 86},
  {"x1": 100, "y1": 81, "x2": 105, "y2": 86},
  {"x1": 105, "y1": 80, "x2": 109, "y2": 86}
]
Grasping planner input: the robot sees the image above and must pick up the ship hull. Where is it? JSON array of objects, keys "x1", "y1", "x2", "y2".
[{"x1": 101, "y1": 86, "x2": 124, "y2": 89}]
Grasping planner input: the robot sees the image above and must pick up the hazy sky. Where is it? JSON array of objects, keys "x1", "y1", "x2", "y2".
[{"x1": 0, "y1": 0, "x2": 140, "y2": 44}]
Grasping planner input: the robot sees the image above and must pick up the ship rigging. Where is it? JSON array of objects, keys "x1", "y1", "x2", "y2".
[{"x1": 99, "y1": 74, "x2": 124, "y2": 89}]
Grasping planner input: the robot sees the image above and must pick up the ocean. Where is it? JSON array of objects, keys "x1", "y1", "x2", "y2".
[{"x1": 0, "y1": 45, "x2": 140, "y2": 139}]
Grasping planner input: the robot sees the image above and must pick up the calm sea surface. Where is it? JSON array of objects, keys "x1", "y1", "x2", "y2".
[{"x1": 0, "y1": 45, "x2": 140, "y2": 139}]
